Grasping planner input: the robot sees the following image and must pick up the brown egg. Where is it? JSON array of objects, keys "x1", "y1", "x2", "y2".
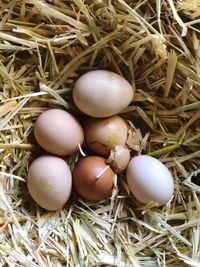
[
  {"x1": 72, "y1": 156, "x2": 115, "y2": 201},
  {"x1": 27, "y1": 156, "x2": 72, "y2": 211},
  {"x1": 34, "y1": 109, "x2": 84, "y2": 156}
]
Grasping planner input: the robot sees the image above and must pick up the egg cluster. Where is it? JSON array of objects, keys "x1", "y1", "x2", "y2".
[{"x1": 27, "y1": 70, "x2": 174, "y2": 211}]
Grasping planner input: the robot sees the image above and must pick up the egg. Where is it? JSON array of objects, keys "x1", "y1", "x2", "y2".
[
  {"x1": 34, "y1": 109, "x2": 84, "y2": 156},
  {"x1": 126, "y1": 155, "x2": 174, "y2": 206},
  {"x1": 27, "y1": 156, "x2": 72, "y2": 210},
  {"x1": 72, "y1": 156, "x2": 115, "y2": 201},
  {"x1": 84, "y1": 115, "x2": 128, "y2": 157},
  {"x1": 72, "y1": 70, "x2": 133, "y2": 117}
]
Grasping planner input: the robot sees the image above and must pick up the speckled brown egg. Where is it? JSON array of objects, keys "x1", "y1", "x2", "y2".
[
  {"x1": 72, "y1": 156, "x2": 115, "y2": 201},
  {"x1": 27, "y1": 156, "x2": 72, "y2": 210},
  {"x1": 34, "y1": 109, "x2": 84, "y2": 156}
]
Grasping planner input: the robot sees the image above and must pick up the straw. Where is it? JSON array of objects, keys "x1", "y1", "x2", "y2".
[{"x1": 0, "y1": 0, "x2": 199, "y2": 266}]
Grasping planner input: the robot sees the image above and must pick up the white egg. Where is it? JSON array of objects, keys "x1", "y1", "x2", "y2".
[
  {"x1": 126, "y1": 155, "x2": 174, "y2": 206},
  {"x1": 72, "y1": 70, "x2": 133, "y2": 118}
]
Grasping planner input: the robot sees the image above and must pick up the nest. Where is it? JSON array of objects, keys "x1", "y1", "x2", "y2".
[{"x1": 0, "y1": 0, "x2": 200, "y2": 266}]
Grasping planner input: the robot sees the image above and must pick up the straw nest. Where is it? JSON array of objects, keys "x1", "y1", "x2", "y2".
[{"x1": 0, "y1": 0, "x2": 200, "y2": 266}]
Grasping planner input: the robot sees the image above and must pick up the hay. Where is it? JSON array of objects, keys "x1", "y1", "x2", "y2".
[{"x1": 0, "y1": 0, "x2": 200, "y2": 266}]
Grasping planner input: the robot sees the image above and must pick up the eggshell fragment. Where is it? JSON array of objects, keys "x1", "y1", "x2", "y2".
[
  {"x1": 72, "y1": 70, "x2": 133, "y2": 117},
  {"x1": 34, "y1": 109, "x2": 84, "y2": 156},
  {"x1": 126, "y1": 120, "x2": 142, "y2": 152},
  {"x1": 126, "y1": 155, "x2": 174, "y2": 206},
  {"x1": 72, "y1": 156, "x2": 115, "y2": 201},
  {"x1": 27, "y1": 156, "x2": 72, "y2": 210},
  {"x1": 106, "y1": 146, "x2": 130, "y2": 174}
]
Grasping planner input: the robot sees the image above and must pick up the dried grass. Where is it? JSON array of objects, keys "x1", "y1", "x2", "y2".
[{"x1": 0, "y1": 0, "x2": 200, "y2": 266}]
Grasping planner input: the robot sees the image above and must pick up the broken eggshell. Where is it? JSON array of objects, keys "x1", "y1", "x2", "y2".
[
  {"x1": 106, "y1": 145, "x2": 130, "y2": 174},
  {"x1": 126, "y1": 120, "x2": 142, "y2": 152},
  {"x1": 84, "y1": 115, "x2": 142, "y2": 157}
]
